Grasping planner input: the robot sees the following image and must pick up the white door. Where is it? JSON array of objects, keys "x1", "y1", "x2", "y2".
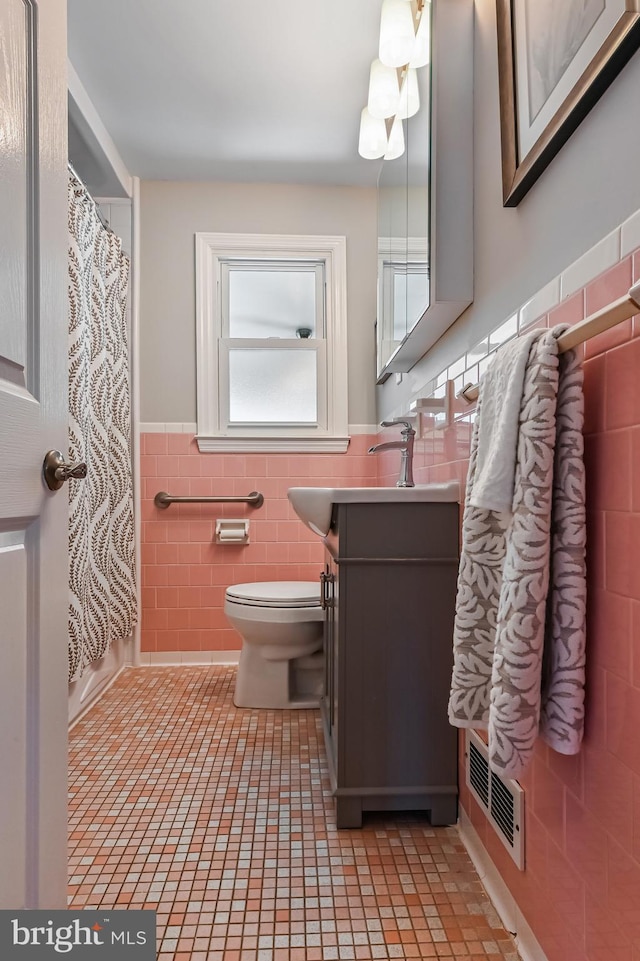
[{"x1": 0, "y1": 0, "x2": 69, "y2": 907}]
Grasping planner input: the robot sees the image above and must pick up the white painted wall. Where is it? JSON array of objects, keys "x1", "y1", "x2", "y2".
[
  {"x1": 378, "y1": 0, "x2": 640, "y2": 418},
  {"x1": 139, "y1": 181, "x2": 378, "y2": 426}
]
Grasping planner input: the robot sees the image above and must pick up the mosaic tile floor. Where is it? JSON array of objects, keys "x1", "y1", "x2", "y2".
[{"x1": 68, "y1": 667, "x2": 519, "y2": 961}]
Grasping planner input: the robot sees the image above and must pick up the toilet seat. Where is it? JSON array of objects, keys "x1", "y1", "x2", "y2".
[
  {"x1": 225, "y1": 581, "x2": 321, "y2": 609},
  {"x1": 225, "y1": 580, "x2": 325, "y2": 709}
]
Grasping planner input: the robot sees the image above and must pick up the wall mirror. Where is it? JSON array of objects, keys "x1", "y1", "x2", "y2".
[
  {"x1": 376, "y1": 0, "x2": 474, "y2": 382},
  {"x1": 377, "y1": 65, "x2": 430, "y2": 374}
]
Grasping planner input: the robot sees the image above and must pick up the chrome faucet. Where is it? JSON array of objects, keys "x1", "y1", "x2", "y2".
[{"x1": 368, "y1": 419, "x2": 416, "y2": 488}]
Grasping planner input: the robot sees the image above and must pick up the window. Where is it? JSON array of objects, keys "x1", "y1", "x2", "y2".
[{"x1": 195, "y1": 233, "x2": 349, "y2": 452}]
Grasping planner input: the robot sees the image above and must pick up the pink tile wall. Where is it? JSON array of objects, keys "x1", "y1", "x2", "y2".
[
  {"x1": 140, "y1": 434, "x2": 377, "y2": 653},
  {"x1": 377, "y1": 252, "x2": 640, "y2": 961}
]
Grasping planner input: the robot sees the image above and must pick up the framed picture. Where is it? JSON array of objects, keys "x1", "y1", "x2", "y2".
[{"x1": 496, "y1": 0, "x2": 640, "y2": 206}]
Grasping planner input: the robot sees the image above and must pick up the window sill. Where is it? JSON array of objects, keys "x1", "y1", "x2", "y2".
[{"x1": 196, "y1": 435, "x2": 351, "y2": 454}]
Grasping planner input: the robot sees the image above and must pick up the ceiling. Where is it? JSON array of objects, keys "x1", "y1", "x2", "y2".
[{"x1": 67, "y1": 0, "x2": 384, "y2": 188}]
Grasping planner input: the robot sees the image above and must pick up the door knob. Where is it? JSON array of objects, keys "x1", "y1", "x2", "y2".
[{"x1": 43, "y1": 449, "x2": 88, "y2": 491}]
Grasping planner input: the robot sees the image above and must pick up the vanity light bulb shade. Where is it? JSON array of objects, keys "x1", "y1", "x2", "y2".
[
  {"x1": 396, "y1": 68, "x2": 420, "y2": 120},
  {"x1": 358, "y1": 107, "x2": 387, "y2": 159},
  {"x1": 409, "y1": 2, "x2": 431, "y2": 68},
  {"x1": 367, "y1": 59, "x2": 400, "y2": 119},
  {"x1": 379, "y1": 0, "x2": 416, "y2": 68},
  {"x1": 384, "y1": 117, "x2": 405, "y2": 160}
]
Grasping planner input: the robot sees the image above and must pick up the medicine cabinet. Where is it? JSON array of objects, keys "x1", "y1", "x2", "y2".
[{"x1": 376, "y1": 0, "x2": 474, "y2": 382}]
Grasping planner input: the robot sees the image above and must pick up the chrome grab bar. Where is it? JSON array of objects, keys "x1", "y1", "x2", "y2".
[{"x1": 154, "y1": 490, "x2": 264, "y2": 509}]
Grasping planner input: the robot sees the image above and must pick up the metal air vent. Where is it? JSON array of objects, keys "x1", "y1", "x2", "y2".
[{"x1": 465, "y1": 730, "x2": 525, "y2": 869}]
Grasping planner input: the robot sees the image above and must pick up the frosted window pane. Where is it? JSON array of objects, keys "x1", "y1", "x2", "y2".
[
  {"x1": 229, "y1": 269, "x2": 318, "y2": 338},
  {"x1": 229, "y1": 349, "x2": 317, "y2": 423}
]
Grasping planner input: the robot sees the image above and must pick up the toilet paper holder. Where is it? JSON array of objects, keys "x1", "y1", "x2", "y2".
[{"x1": 215, "y1": 518, "x2": 250, "y2": 544}]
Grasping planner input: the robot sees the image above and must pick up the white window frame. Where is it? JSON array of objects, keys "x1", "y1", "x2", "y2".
[{"x1": 195, "y1": 232, "x2": 349, "y2": 452}]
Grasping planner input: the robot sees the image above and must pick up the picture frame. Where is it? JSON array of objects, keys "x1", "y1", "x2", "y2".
[{"x1": 496, "y1": 0, "x2": 640, "y2": 206}]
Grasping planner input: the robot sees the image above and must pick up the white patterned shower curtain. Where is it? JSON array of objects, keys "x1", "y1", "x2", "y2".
[{"x1": 67, "y1": 172, "x2": 137, "y2": 681}]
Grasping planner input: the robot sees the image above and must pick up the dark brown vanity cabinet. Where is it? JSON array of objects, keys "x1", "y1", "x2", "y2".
[{"x1": 319, "y1": 500, "x2": 459, "y2": 829}]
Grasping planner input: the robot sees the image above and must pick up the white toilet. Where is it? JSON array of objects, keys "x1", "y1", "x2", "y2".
[{"x1": 224, "y1": 581, "x2": 324, "y2": 709}]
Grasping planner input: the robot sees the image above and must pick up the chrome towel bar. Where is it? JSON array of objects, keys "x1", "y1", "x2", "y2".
[{"x1": 154, "y1": 490, "x2": 264, "y2": 509}]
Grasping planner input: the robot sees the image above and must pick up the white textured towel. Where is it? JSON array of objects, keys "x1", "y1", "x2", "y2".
[
  {"x1": 448, "y1": 327, "x2": 587, "y2": 778},
  {"x1": 470, "y1": 331, "x2": 540, "y2": 513}
]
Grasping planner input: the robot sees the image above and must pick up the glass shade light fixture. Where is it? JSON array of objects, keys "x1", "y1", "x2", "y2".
[
  {"x1": 358, "y1": 107, "x2": 389, "y2": 160},
  {"x1": 410, "y1": 2, "x2": 431, "y2": 68},
  {"x1": 379, "y1": 0, "x2": 416, "y2": 68},
  {"x1": 384, "y1": 117, "x2": 405, "y2": 160},
  {"x1": 396, "y1": 67, "x2": 419, "y2": 120},
  {"x1": 367, "y1": 59, "x2": 400, "y2": 119},
  {"x1": 358, "y1": 0, "x2": 430, "y2": 160}
]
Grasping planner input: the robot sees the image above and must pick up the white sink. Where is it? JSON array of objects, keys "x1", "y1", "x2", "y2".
[{"x1": 288, "y1": 481, "x2": 461, "y2": 536}]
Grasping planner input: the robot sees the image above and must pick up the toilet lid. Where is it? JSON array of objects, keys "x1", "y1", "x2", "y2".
[{"x1": 225, "y1": 581, "x2": 321, "y2": 608}]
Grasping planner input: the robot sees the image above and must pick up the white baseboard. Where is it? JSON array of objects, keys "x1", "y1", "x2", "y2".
[
  {"x1": 138, "y1": 650, "x2": 241, "y2": 666},
  {"x1": 457, "y1": 806, "x2": 548, "y2": 961},
  {"x1": 68, "y1": 635, "x2": 132, "y2": 728}
]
